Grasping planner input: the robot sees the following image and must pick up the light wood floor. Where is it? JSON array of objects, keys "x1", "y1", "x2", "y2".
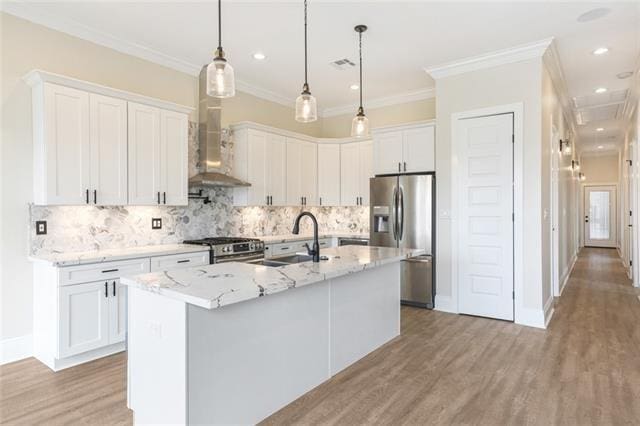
[{"x1": 2, "y1": 248, "x2": 639, "y2": 425}]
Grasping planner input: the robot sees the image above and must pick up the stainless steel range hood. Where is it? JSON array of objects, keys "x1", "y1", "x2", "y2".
[{"x1": 188, "y1": 66, "x2": 250, "y2": 188}]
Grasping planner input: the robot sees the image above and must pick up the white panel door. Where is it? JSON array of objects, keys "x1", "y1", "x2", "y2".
[
  {"x1": 403, "y1": 126, "x2": 435, "y2": 173},
  {"x1": 373, "y1": 131, "x2": 403, "y2": 175},
  {"x1": 340, "y1": 143, "x2": 360, "y2": 206},
  {"x1": 59, "y1": 281, "x2": 110, "y2": 358},
  {"x1": 89, "y1": 94, "x2": 127, "y2": 205},
  {"x1": 359, "y1": 141, "x2": 373, "y2": 206},
  {"x1": 457, "y1": 113, "x2": 514, "y2": 321},
  {"x1": 247, "y1": 130, "x2": 268, "y2": 206},
  {"x1": 42, "y1": 83, "x2": 90, "y2": 205},
  {"x1": 160, "y1": 110, "x2": 188, "y2": 205},
  {"x1": 108, "y1": 280, "x2": 127, "y2": 344},
  {"x1": 128, "y1": 102, "x2": 161, "y2": 205},
  {"x1": 300, "y1": 141, "x2": 318, "y2": 206},
  {"x1": 585, "y1": 186, "x2": 617, "y2": 248},
  {"x1": 317, "y1": 144, "x2": 341, "y2": 206},
  {"x1": 286, "y1": 139, "x2": 303, "y2": 206},
  {"x1": 266, "y1": 133, "x2": 287, "y2": 206}
]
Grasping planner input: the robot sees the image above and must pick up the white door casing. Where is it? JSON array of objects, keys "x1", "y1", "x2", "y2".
[
  {"x1": 550, "y1": 125, "x2": 560, "y2": 296},
  {"x1": 456, "y1": 113, "x2": 514, "y2": 321},
  {"x1": 584, "y1": 185, "x2": 617, "y2": 248}
]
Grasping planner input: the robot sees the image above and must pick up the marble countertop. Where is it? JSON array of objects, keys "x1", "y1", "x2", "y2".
[
  {"x1": 121, "y1": 245, "x2": 423, "y2": 310},
  {"x1": 29, "y1": 244, "x2": 210, "y2": 267},
  {"x1": 257, "y1": 232, "x2": 369, "y2": 244}
]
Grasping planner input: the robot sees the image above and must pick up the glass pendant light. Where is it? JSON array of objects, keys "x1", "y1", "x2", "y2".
[
  {"x1": 295, "y1": 0, "x2": 318, "y2": 122},
  {"x1": 351, "y1": 25, "x2": 369, "y2": 137},
  {"x1": 206, "y1": 0, "x2": 235, "y2": 98}
]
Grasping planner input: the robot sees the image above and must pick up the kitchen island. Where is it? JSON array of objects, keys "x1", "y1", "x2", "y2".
[{"x1": 122, "y1": 245, "x2": 423, "y2": 425}]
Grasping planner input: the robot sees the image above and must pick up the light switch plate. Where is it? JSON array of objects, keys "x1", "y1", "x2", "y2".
[
  {"x1": 152, "y1": 218, "x2": 162, "y2": 230},
  {"x1": 35, "y1": 220, "x2": 47, "y2": 235}
]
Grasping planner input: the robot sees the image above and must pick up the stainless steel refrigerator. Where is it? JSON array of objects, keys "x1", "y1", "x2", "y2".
[{"x1": 370, "y1": 173, "x2": 435, "y2": 308}]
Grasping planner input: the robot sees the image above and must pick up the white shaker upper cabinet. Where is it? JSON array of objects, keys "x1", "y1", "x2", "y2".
[
  {"x1": 160, "y1": 110, "x2": 188, "y2": 206},
  {"x1": 233, "y1": 129, "x2": 287, "y2": 207},
  {"x1": 317, "y1": 144, "x2": 341, "y2": 207},
  {"x1": 373, "y1": 122, "x2": 435, "y2": 175},
  {"x1": 89, "y1": 94, "x2": 128, "y2": 205},
  {"x1": 287, "y1": 138, "x2": 317, "y2": 206},
  {"x1": 340, "y1": 140, "x2": 372, "y2": 206},
  {"x1": 403, "y1": 125, "x2": 435, "y2": 173},
  {"x1": 34, "y1": 83, "x2": 90, "y2": 205},
  {"x1": 128, "y1": 102, "x2": 161, "y2": 205},
  {"x1": 373, "y1": 132, "x2": 403, "y2": 175}
]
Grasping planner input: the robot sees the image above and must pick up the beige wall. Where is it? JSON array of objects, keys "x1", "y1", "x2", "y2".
[
  {"x1": 541, "y1": 62, "x2": 579, "y2": 307},
  {"x1": 0, "y1": 12, "x2": 322, "y2": 344},
  {"x1": 435, "y1": 58, "x2": 545, "y2": 321},
  {"x1": 320, "y1": 98, "x2": 436, "y2": 138},
  {"x1": 580, "y1": 154, "x2": 619, "y2": 184}
]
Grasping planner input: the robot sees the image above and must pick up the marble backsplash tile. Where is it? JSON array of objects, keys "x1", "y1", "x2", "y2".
[{"x1": 29, "y1": 122, "x2": 369, "y2": 256}]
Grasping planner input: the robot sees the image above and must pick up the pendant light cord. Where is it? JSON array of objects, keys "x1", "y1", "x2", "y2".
[
  {"x1": 217, "y1": 0, "x2": 222, "y2": 51},
  {"x1": 304, "y1": 0, "x2": 309, "y2": 89},
  {"x1": 358, "y1": 30, "x2": 363, "y2": 109}
]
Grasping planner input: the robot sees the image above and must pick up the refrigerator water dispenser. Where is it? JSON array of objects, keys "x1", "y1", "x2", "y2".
[{"x1": 372, "y1": 206, "x2": 390, "y2": 233}]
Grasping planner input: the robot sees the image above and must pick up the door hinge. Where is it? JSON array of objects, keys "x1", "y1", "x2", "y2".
[
  {"x1": 512, "y1": 291, "x2": 515, "y2": 300},
  {"x1": 512, "y1": 134, "x2": 515, "y2": 143},
  {"x1": 630, "y1": 210, "x2": 633, "y2": 217},
  {"x1": 512, "y1": 212, "x2": 515, "y2": 222},
  {"x1": 631, "y1": 260, "x2": 633, "y2": 266}
]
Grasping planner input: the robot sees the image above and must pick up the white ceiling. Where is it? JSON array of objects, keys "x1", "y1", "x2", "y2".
[{"x1": 3, "y1": 1, "x2": 639, "y2": 148}]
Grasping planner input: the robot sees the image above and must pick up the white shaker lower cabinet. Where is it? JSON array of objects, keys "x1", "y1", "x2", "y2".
[
  {"x1": 373, "y1": 121, "x2": 435, "y2": 175},
  {"x1": 317, "y1": 144, "x2": 341, "y2": 207},
  {"x1": 58, "y1": 281, "x2": 111, "y2": 358},
  {"x1": 150, "y1": 251, "x2": 209, "y2": 272},
  {"x1": 109, "y1": 280, "x2": 128, "y2": 344},
  {"x1": 340, "y1": 140, "x2": 372, "y2": 206}
]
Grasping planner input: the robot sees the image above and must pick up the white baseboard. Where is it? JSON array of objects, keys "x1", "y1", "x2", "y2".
[
  {"x1": 1, "y1": 334, "x2": 33, "y2": 365},
  {"x1": 559, "y1": 253, "x2": 577, "y2": 296},
  {"x1": 434, "y1": 295, "x2": 457, "y2": 314},
  {"x1": 543, "y1": 296, "x2": 555, "y2": 328}
]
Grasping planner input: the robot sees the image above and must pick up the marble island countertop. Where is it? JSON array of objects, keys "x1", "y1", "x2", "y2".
[
  {"x1": 120, "y1": 245, "x2": 423, "y2": 309},
  {"x1": 29, "y1": 243, "x2": 210, "y2": 267}
]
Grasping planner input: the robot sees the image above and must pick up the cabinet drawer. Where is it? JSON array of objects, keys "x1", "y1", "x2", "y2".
[
  {"x1": 150, "y1": 251, "x2": 210, "y2": 272},
  {"x1": 59, "y1": 258, "x2": 150, "y2": 286}
]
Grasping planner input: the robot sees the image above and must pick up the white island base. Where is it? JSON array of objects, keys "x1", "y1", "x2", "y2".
[{"x1": 127, "y1": 262, "x2": 400, "y2": 425}]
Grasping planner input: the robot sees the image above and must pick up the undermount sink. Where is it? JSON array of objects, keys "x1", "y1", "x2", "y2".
[{"x1": 272, "y1": 254, "x2": 314, "y2": 264}]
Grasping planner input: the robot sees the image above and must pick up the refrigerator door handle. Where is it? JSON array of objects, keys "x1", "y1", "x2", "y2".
[
  {"x1": 398, "y1": 186, "x2": 405, "y2": 241},
  {"x1": 392, "y1": 186, "x2": 399, "y2": 241}
]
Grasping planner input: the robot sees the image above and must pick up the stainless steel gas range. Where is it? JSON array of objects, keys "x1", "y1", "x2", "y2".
[{"x1": 183, "y1": 237, "x2": 265, "y2": 264}]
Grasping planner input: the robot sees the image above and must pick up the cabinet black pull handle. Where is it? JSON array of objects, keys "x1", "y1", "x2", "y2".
[
  {"x1": 112, "y1": 281, "x2": 116, "y2": 296},
  {"x1": 403, "y1": 162, "x2": 407, "y2": 172},
  {"x1": 163, "y1": 192, "x2": 166, "y2": 204},
  {"x1": 398, "y1": 162, "x2": 401, "y2": 172},
  {"x1": 86, "y1": 189, "x2": 89, "y2": 204},
  {"x1": 101, "y1": 268, "x2": 119, "y2": 273},
  {"x1": 319, "y1": 197, "x2": 322, "y2": 206},
  {"x1": 104, "y1": 282, "x2": 108, "y2": 298},
  {"x1": 93, "y1": 189, "x2": 97, "y2": 204},
  {"x1": 177, "y1": 259, "x2": 190, "y2": 263},
  {"x1": 157, "y1": 192, "x2": 161, "y2": 204}
]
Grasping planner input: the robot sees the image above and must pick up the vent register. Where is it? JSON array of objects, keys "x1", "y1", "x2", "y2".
[{"x1": 573, "y1": 89, "x2": 628, "y2": 125}]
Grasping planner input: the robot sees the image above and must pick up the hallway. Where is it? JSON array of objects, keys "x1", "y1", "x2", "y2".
[{"x1": 2, "y1": 249, "x2": 640, "y2": 425}]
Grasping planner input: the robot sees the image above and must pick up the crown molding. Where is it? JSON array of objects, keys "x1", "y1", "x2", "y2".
[
  {"x1": 235, "y1": 81, "x2": 295, "y2": 108},
  {"x1": 229, "y1": 121, "x2": 370, "y2": 144},
  {"x1": 322, "y1": 87, "x2": 436, "y2": 118},
  {"x1": 425, "y1": 38, "x2": 554, "y2": 80},
  {"x1": 542, "y1": 39, "x2": 578, "y2": 135}
]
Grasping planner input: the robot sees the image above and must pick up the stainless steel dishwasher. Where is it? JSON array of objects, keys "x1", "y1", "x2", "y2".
[{"x1": 400, "y1": 255, "x2": 433, "y2": 309}]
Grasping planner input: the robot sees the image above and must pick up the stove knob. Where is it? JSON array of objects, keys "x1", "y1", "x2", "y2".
[
  {"x1": 250, "y1": 243, "x2": 255, "y2": 250},
  {"x1": 226, "y1": 245, "x2": 233, "y2": 253},
  {"x1": 222, "y1": 246, "x2": 229, "y2": 253}
]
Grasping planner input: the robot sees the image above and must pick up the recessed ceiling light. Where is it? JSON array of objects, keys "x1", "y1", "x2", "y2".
[
  {"x1": 596, "y1": 127, "x2": 604, "y2": 132},
  {"x1": 252, "y1": 52, "x2": 266, "y2": 60},
  {"x1": 350, "y1": 84, "x2": 359, "y2": 90},
  {"x1": 592, "y1": 47, "x2": 609, "y2": 55},
  {"x1": 594, "y1": 87, "x2": 607, "y2": 94},
  {"x1": 577, "y1": 8, "x2": 611, "y2": 23},
  {"x1": 598, "y1": 145, "x2": 604, "y2": 149},
  {"x1": 617, "y1": 71, "x2": 633, "y2": 79}
]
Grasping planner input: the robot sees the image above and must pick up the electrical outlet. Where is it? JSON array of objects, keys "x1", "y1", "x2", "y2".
[
  {"x1": 35, "y1": 220, "x2": 47, "y2": 235},
  {"x1": 151, "y1": 218, "x2": 162, "y2": 230}
]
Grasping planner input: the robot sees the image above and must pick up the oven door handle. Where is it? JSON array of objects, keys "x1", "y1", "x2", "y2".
[{"x1": 215, "y1": 253, "x2": 265, "y2": 263}]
